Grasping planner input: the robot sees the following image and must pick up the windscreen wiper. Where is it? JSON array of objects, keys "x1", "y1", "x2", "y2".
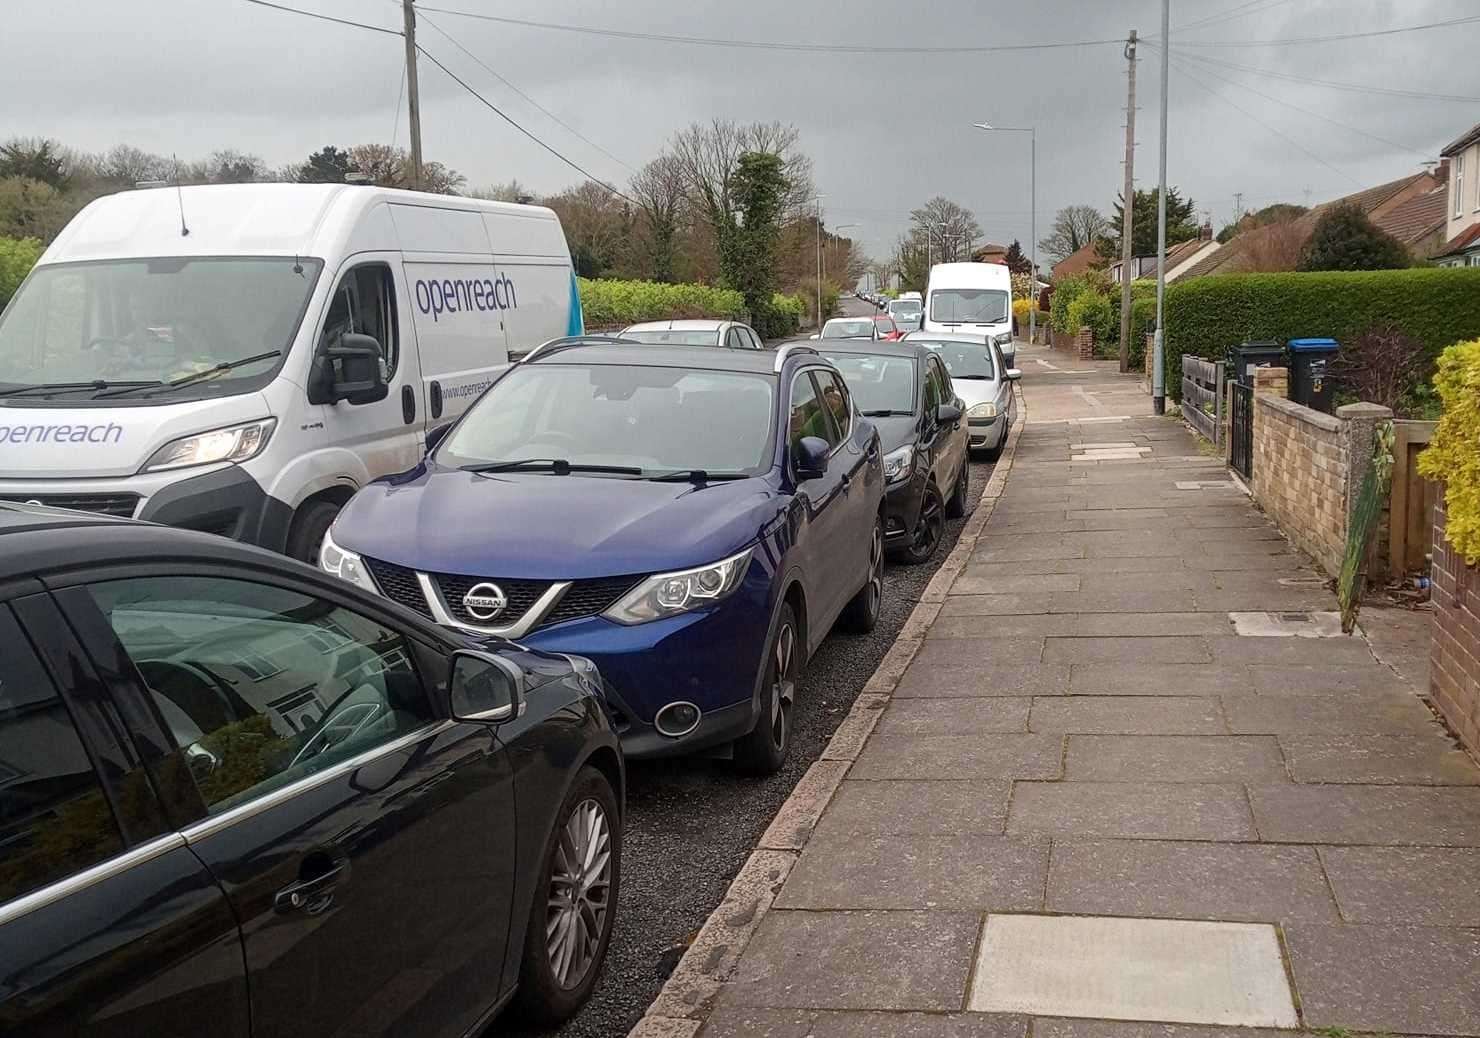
[
  {"x1": 645, "y1": 469, "x2": 750, "y2": 483},
  {"x1": 860, "y1": 409, "x2": 915, "y2": 417},
  {"x1": 952, "y1": 374, "x2": 993, "y2": 381},
  {"x1": 0, "y1": 379, "x2": 157, "y2": 399},
  {"x1": 463, "y1": 458, "x2": 644, "y2": 476},
  {"x1": 95, "y1": 350, "x2": 283, "y2": 399}
]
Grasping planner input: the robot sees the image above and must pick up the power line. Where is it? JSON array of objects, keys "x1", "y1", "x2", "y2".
[
  {"x1": 416, "y1": 11, "x2": 636, "y2": 175},
  {"x1": 238, "y1": 0, "x2": 400, "y2": 36},
  {"x1": 414, "y1": 5, "x2": 1122, "y2": 54},
  {"x1": 1172, "y1": 47, "x2": 1480, "y2": 103},
  {"x1": 413, "y1": 43, "x2": 636, "y2": 202},
  {"x1": 1177, "y1": 12, "x2": 1480, "y2": 47},
  {"x1": 1175, "y1": 0, "x2": 1295, "y2": 34}
]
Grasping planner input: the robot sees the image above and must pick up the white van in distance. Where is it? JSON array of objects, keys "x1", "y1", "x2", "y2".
[
  {"x1": 0, "y1": 183, "x2": 581, "y2": 560},
  {"x1": 923, "y1": 262, "x2": 1015, "y2": 367}
]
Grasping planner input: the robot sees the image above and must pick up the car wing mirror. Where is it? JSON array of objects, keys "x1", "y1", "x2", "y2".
[
  {"x1": 936, "y1": 403, "x2": 962, "y2": 425},
  {"x1": 1005, "y1": 368, "x2": 1022, "y2": 381},
  {"x1": 792, "y1": 436, "x2": 830, "y2": 481},
  {"x1": 425, "y1": 422, "x2": 454, "y2": 454},
  {"x1": 448, "y1": 650, "x2": 525, "y2": 723}
]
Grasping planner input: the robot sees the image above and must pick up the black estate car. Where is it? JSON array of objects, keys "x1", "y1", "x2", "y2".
[
  {"x1": 0, "y1": 503, "x2": 622, "y2": 1035},
  {"x1": 819, "y1": 341, "x2": 971, "y2": 564}
]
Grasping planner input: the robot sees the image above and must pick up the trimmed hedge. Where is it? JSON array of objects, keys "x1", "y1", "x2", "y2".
[
  {"x1": 0, "y1": 236, "x2": 42, "y2": 309},
  {"x1": 1068, "y1": 292, "x2": 1114, "y2": 352},
  {"x1": 1164, "y1": 268, "x2": 1480, "y2": 400},
  {"x1": 1107, "y1": 282, "x2": 1157, "y2": 365},
  {"x1": 578, "y1": 277, "x2": 746, "y2": 328}
]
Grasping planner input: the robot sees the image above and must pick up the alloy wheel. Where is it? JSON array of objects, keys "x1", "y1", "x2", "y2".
[
  {"x1": 545, "y1": 798, "x2": 613, "y2": 989},
  {"x1": 912, "y1": 488, "x2": 943, "y2": 558},
  {"x1": 865, "y1": 520, "x2": 883, "y2": 614},
  {"x1": 770, "y1": 620, "x2": 797, "y2": 748}
]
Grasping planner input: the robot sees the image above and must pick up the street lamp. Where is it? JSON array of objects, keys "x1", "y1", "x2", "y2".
[
  {"x1": 829, "y1": 223, "x2": 859, "y2": 288},
  {"x1": 973, "y1": 121, "x2": 1037, "y2": 346}
]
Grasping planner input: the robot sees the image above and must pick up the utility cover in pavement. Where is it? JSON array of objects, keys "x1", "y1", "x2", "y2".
[
  {"x1": 1229, "y1": 611, "x2": 1345, "y2": 638},
  {"x1": 967, "y1": 914, "x2": 1298, "y2": 1027}
]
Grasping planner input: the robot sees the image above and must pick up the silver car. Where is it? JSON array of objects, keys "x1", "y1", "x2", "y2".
[
  {"x1": 903, "y1": 331, "x2": 1020, "y2": 459},
  {"x1": 620, "y1": 319, "x2": 765, "y2": 349}
]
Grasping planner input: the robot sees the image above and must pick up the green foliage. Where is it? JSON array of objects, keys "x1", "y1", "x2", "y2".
[
  {"x1": 578, "y1": 277, "x2": 746, "y2": 328},
  {"x1": 1004, "y1": 240, "x2": 1032, "y2": 275},
  {"x1": 0, "y1": 138, "x2": 71, "y2": 189},
  {"x1": 1012, "y1": 297, "x2": 1033, "y2": 330},
  {"x1": 1161, "y1": 268, "x2": 1480, "y2": 402},
  {"x1": 1420, "y1": 338, "x2": 1480, "y2": 564},
  {"x1": 0, "y1": 236, "x2": 43, "y2": 308},
  {"x1": 1298, "y1": 202, "x2": 1410, "y2": 272},
  {"x1": 721, "y1": 151, "x2": 787, "y2": 326},
  {"x1": 1049, "y1": 271, "x2": 1112, "y2": 335},
  {"x1": 1009, "y1": 271, "x2": 1034, "y2": 301},
  {"x1": 1067, "y1": 291, "x2": 1115, "y2": 349},
  {"x1": 1105, "y1": 186, "x2": 1199, "y2": 256},
  {"x1": 1107, "y1": 282, "x2": 1158, "y2": 364},
  {"x1": 796, "y1": 278, "x2": 840, "y2": 330},
  {"x1": 765, "y1": 292, "x2": 805, "y2": 338}
]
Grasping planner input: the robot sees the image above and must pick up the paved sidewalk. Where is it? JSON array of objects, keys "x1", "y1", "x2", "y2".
[{"x1": 637, "y1": 345, "x2": 1480, "y2": 1038}]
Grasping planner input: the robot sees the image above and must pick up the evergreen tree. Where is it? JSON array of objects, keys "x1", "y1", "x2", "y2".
[{"x1": 1298, "y1": 202, "x2": 1410, "y2": 272}]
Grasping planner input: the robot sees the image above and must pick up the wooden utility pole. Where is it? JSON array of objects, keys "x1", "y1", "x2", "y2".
[
  {"x1": 403, "y1": 0, "x2": 424, "y2": 189},
  {"x1": 1117, "y1": 29, "x2": 1138, "y2": 373}
]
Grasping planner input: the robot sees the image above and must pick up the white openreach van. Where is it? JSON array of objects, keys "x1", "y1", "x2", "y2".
[
  {"x1": 922, "y1": 262, "x2": 1015, "y2": 366},
  {"x1": 0, "y1": 183, "x2": 581, "y2": 560}
]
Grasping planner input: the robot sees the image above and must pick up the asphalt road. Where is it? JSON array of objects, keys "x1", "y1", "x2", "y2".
[{"x1": 515, "y1": 418, "x2": 997, "y2": 1037}]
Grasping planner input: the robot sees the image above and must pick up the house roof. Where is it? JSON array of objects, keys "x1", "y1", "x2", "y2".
[
  {"x1": 1340, "y1": 172, "x2": 1432, "y2": 216},
  {"x1": 1442, "y1": 121, "x2": 1480, "y2": 158},
  {"x1": 1375, "y1": 187, "x2": 1448, "y2": 251},
  {"x1": 1052, "y1": 241, "x2": 1102, "y2": 278},
  {"x1": 1437, "y1": 222, "x2": 1480, "y2": 258},
  {"x1": 1135, "y1": 238, "x2": 1211, "y2": 279}
]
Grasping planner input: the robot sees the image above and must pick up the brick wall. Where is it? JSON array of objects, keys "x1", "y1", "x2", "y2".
[
  {"x1": 1075, "y1": 327, "x2": 1094, "y2": 360},
  {"x1": 1253, "y1": 390, "x2": 1348, "y2": 576},
  {"x1": 1430, "y1": 500, "x2": 1480, "y2": 755}
]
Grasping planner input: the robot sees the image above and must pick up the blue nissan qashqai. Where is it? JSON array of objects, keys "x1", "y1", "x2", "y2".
[{"x1": 322, "y1": 340, "x2": 885, "y2": 773}]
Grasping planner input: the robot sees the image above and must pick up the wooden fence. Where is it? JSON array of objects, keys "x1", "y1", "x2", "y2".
[
  {"x1": 1388, "y1": 419, "x2": 1439, "y2": 580},
  {"x1": 1180, "y1": 355, "x2": 1224, "y2": 446}
]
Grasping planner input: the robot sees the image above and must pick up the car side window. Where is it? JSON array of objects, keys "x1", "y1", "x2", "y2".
[
  {"x1": 319, "y1": 263, "x2": 399, "y2": 381},
  {"x1": 922, "y1": 359, "x2": 943, "y2": 412},
  {"x1": 88, "y1": 576, "x2": 434, "y2": 815},
  {"x1": 929, "y1": 357, "x2": 953, "y2": 405},
  {"x1": 788, "y1": 371, "x2": 835, "y2": 452},
  {"x1": 745, "y1": 328, "x2": 763, "y2": 349},
  {"x1": 816, "y1": 371, "x2": 852, "y2": 443},
  {"x1": 0, "y1": 606, "x2": 125, "y2": 905},
  {"x1": 726, "y1": 328, "x2": 745, "y2": 350}
]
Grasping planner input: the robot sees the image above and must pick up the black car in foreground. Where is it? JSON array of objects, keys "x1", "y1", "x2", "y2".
[
  {"x1": 0, "y1": 503, "x2": 621, "y2": 1036},
  {"x1": 818, "y1": 341, "x2": 971, "y2": 564}
]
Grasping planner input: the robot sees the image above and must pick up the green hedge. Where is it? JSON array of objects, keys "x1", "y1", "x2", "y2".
[
  {"x1": 1107, "y1": 282, "x2": 1157, "y2": 364},
  {"x1": 0, "y1": 236, "x2": 42, "y2": 309},
  {"x1": 1068, "y1": 292, "x2": 1114, "y2": 352},
  {"x1": 578, "y1": 277, "x2": 746, "y2": 328},
  {"x1": 1163, "y1": 268, "x2": 1480, "y2": 400}
]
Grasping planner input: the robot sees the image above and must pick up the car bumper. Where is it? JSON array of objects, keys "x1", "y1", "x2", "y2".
[
  {"x1": 968, "y1": 414, "x2": 1007, "y2": 450},
  {"x1": 882, "y1": 476, "x2": 924, "y2": 549}
]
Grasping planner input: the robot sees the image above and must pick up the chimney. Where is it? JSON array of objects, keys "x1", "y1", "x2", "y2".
[{"x1": 1200, "y1": 221, "x2": 1213, "y2": 241}]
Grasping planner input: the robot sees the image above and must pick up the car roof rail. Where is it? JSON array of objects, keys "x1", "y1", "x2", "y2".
[
  {"x1": 773, "y1": 343, "x2": 820, "y2": 372},
  {"x1": 520, "y1": 335, "x2": 637, "y2": 364}
]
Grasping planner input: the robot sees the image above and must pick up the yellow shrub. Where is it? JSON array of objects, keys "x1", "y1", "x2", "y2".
[
  {"x1": 1418, "y1": 338, "x2": 1480, "y2": 563},
  {"x1": 1012, "y1": 297, "x2": 1033, "y2": 328}
]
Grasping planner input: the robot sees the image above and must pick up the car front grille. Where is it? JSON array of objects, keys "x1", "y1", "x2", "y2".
[
  {"x1": 434, "y1": 573, "x2": 552, "y2": 627},
  {"x1": 544, "y1": 575, "x2": 641, "y2": 627},
  {"x1": 361, "y1": 557, "x2": 435, "y2": 621},
  {"x1": 0, "y1": 493, "x2": 140, "y2": 518}
]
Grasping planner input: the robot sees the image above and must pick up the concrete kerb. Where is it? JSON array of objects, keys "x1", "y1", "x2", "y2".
[{"x1": 627, "y1": 385, "x2": 1029, "y2": 1037}]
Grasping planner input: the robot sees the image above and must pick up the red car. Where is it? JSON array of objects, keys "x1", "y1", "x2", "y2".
[{"x1": 873, "y1": 314, "x2": 904, "y2": 341}]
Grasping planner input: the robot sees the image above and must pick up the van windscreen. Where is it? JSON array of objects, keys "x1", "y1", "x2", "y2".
[
  {"x1": 0, "y1": 257, "x2": 323, "y2": 400},
  {"x1": 929, "y1": 289, "x2": 1009, "y2": 325}
]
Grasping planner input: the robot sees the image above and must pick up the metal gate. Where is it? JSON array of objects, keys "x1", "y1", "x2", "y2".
[{"x1": 1229, "y1": 381, "x2": 1254, "y2": 479}]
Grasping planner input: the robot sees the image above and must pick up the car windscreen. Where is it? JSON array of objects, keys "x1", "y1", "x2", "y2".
[
  {"x1": 439, "y1": 363, "x2": 777, "y2": 476},
  {"x1": 917, "y1": 340, "x2": 996, "y2": 379},
  {"x1": 821, "y1": 320, "x2": 876, "y2": 339},
  {"x1": 0, "y1": 257, "x2": 323, "y2": 399},
  {"x1": 822, "y1": 353, "x2": 918, "y2": 414},
  {"x1": 929, "y1": 288, "x2": 1010, "y2": 325},
  {"x1": 622, "y1": 329, "x2": 723, "y2": 346},
  {"x1": 890, "y1": 300, "x2": 922, "y2": 315}
]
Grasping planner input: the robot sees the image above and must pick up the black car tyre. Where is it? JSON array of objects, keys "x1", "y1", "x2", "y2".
[
  {"x1": 840, "y1": 515, "x2": 884, "y2": 633},
  {"x1": 734, "y1": 602, "x2": 798, "y2": 775},
  {"x1": 508, "y1": 766, "x2": 621, "y2": 1026},
  {"x1": 894, "y1": 483, "x2": 944, "y2": 565},
  {"x1": 944, "y1": 459, "x2": 970, "y2": 519},
  {"x1": 285, "y1": 499, "x2": 340, "y2": 565}
]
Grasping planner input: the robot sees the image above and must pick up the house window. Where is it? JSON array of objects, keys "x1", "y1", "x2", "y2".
[{"x1": 1456, "y1": 152, "x2": 1466, "y2": 218}]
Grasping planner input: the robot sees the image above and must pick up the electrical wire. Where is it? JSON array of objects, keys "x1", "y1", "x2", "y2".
[
  {"x1": 416, "y1": 11, "x2": 636, "y2": 175},
  {"x1": 238, "y1": 0, "x2": 400, "y2": 36},
  {"x1": 413, "y1": 43, "x2": 636, "y2": 203},
  {"x1": 1174, "y1": 0, "x2": 1295, "y2": 35},
  {"x1": 1168, "y1": 47, "x2": 1480, "y2": 104},
  {"x1": 390, "y1": 59, "x2": 406, "y2": 149},
  {"x1": 413, "y1": 5, "x2": 1123, "y2": 54},
  {"x1": 1176, "y1": 12, "x2": 1480, "y2": 47}
]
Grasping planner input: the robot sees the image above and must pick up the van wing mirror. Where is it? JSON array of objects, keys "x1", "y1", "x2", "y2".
[{"x1": 314, "y1": 333, "x2": 387, "y2": 405}]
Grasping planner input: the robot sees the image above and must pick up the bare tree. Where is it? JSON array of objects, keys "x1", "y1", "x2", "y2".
[
  {"x1": 470, "y1": 179, "x2": 536, "y2": 203},
  {"x1": 669, "y1": 119, "x2": 814, "y2": 231},
  {"x1": 348, "y1": 144, "x2": 407, "y2": 187},
  {"x1": 628, "y1": 155, "x2": 687, "y2": 282},
  {"x1": 907, "y1": 197, "x2": 982, "y2": 264},
  {"x1": 544, "y1": 180, "x2": 632, "y2": 277},
  {"x1": 203, "y1": 150, "x2": 271, "y2": 184},
  {"x1": 1039, "y1": 204, "x2": 1109, "y2": 263},
  {"x1": 93, "y1": 144, "x2": 172, "y2": 185}
]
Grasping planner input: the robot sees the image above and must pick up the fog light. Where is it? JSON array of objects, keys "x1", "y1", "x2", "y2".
[{"x1": 654, "y1": 701, "x2": 702, "y2": 738}]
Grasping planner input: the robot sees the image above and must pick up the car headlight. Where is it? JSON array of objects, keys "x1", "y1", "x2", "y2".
[
  {"x1": 993, "y1": 332, "x2": 1014, "y2": 348},
  {"x1": 141, "y1": 418, "x2": 276, "y2": 473},
  {"x1": 604, "y1": 547, "x2": 753, "y2": 625},
  {"x1": 882, "y1": 444, "x2": 915, "y2": 484},
  {"x1": 319, "y1": 525, "x2": 380, "y2": 595},
  {"x1": 968, "y1": 402, "x2": 1000, "y2": 420}
]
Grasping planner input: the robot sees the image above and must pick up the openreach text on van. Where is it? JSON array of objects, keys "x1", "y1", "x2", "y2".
[
  {"x1": 414, "y1": 273, "x2": 519, "y2": 323},
  {"x1": 0, "y1": 422, "x2": 124, "y2": 445}
]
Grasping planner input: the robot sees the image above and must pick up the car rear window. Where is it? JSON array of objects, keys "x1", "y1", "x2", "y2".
[{"x1": 623, "y1": 329, "x2": 723, "y2": 346}]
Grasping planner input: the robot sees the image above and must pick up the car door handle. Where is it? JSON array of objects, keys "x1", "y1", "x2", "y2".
[{"x1": 274, "y1": 859, "x2": 345, "y2": 915}]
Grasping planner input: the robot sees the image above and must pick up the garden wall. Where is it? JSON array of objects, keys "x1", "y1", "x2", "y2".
[{"x1": 1430, "y1": 501, "x2": 1480, "y2": 756}]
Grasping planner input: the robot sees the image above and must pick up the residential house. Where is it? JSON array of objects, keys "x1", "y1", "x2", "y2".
[
  {"x1": 1436, "y1": 122, "x2": 1480, "y2": 267},
  {"x1": 971, "y1": 242, "x2": 1009, "y2": 264},
  {"x1": 1109, "y1": 227, "x2": 1220, "y2": 284},
  {"x1": 1051, "y1": 241, "x2": 1103, "y2": 280}
]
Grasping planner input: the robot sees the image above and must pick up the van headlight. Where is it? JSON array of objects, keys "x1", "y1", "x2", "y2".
[
  {"x1": 993, "y1": 332, "x2": 1014, "y2": 348},
  {"x1": 319, "y1": 526, "x2": 380, "y2": 595},
  {"x1": 968, "y1": 402, "x2": 1000, "y2": 420},
  {"x1": 604, "y1": 547, "x2": 752, "y2": 625},
  {"x1": 141, "y1": 418, "x2": 276, "y2": 472},
  {"x1": 882, "y1": 444, "x2": 915, "y2": 484}
]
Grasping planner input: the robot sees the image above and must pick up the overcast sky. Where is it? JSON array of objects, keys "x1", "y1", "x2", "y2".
[{"x1": 4, "y1": 0, "x2": 1476, "y2": 261}]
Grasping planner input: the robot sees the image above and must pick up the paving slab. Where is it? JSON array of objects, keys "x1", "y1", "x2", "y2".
[
  {"x1": 928, "y1": 614, "x2": 1078, "y2": 639},
  {"x1": 966, "y1": 914, "x2": 1297, "y2": 1027},
  {"x1": 1007, "y1": 782, "x2": 1256, "y2": 840},
  {"x1": 1078, "y1": 572, "x2": 1209, "y2": 594},
  {"x1": 1319, "y1": 846, "x2": 1480, "y2": 926},
  {"x1": 1070, "y1": 663, "x2": 1252, "y2": 696},
  {"x1": 1049, "y1": 590, "x2": 1200, "y2": 614},
  {"x1": 909, "y1": 638, "x2": 1046, "y2": 666},
  {"x1": 1206, "y1": 634, "x2": 1377, "y2": 666},
  {"x1": 717, "y1": 910, "x2": 981, "y2": 1011},
  {"x1": 813, "y1": 780, "x2": 1009, "y2": 837},
  {"x1": 940, "y1": 594, "x2": 1055, "y2": 617},
  {"x1": 852, "y1": 734, "x2": 1063, "y2": 780},
  {"x1": 1280, "y1": 734, "x2": 1480, "y2": 784},
  {"x1": 1224, "y1": 694, "x2": 1439, "y2": 734},
  {"x1": 895, "y1": 661, "x2": 1071, "y2": 698},
  {"x1": 1033, "y1": 1019, "x2": 1291, "y2": 1038},
  {"x1": 1284, "y1": 924, "x2": 1480, "y2": 1035},
  {"x1": 1030, "y1": 697, "x2": 1225, "y2": 734},
  {"x1": 877, "y1": 698, "x2": 1031, "y2": 735},
  {"x1": 775, "y1": 831, "x2": 1048, "y2": 911},
  {"x1": 953, "y1": 571, "x2": 1081, "y2": 595},
  {"x1": 1064, "y1": 735, "x2": 1287, "y2": 783},
  {"x1": 1071, "y1": 612, "x2": 1232, "y2": 637},
  {"x1": 1248, "y1": 784, "x2": 1480, "y2": 845},
  {"x1": 1043, "y1": 636, "x2": 1212, "y2": 664},
  {"x1": 1047, "y1": 839, "x2": 1339, "y2": 922},
  {"x1": 1246, "y1": 663, "x2": 1415, "y2": 696}
]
